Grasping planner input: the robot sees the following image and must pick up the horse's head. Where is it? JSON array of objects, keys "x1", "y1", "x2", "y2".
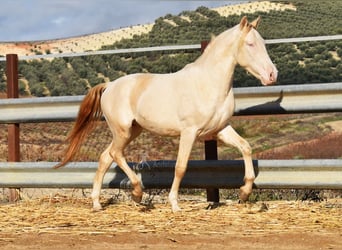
[{"x1": 235, "y1": 16, "x2": 277, "y2": 85}]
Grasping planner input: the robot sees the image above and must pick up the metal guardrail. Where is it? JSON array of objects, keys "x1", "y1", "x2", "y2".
[
  {"x1": 235, "y1": 82, "x2": 342, "y2": 114},
  {"x1": 0, "y1": 35, "x2": 341, "y2": 61},
  {"x1": 0, "y1": 95, "x2": 83, "y2": 123},
  {"x1": 1, "y1": 82, "x2": 341, "y2": 123},
  {"x1": 1, "y1": 160, "x2": 341, "y2": 189}
]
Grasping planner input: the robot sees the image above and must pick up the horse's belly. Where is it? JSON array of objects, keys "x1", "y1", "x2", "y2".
[
  {"x1": 135, "y1": 116, "x2": 181, "y2": 136},
  {"x1": 134, "y1": 99, "x2": 181, "y2": 136},
  {"x1": 198, "y1": 114, "x2": 230, "y2": 138}
]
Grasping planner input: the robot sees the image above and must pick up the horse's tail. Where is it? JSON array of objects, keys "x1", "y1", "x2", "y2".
[{"x1": 54, "y1": 83, "x2": 107, "y2": 168}]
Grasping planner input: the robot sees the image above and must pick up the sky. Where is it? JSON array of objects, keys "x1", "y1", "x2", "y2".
[{"x1": 0, "y1": 0, "x2": 250, "y2": 42}]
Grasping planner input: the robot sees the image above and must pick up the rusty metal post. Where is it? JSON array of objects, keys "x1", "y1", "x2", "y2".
[
  {"x1": 6, "y1": 54, "x2": 20, "y2": 202},
  {"x1": 201, "y1": 41, "x2": 220, "y2": 203},
  {"x1": 200, "y1": 41, "x2": 209, "y2": 53}
]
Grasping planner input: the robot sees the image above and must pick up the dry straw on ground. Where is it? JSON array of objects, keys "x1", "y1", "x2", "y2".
[{"x1": 0, "y1": 194, "x2": 341, "y2": 237}]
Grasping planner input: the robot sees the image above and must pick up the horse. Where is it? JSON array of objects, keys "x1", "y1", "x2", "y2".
[{"x1": 55, "y1": 16, "x2": 277, "y2": 212}]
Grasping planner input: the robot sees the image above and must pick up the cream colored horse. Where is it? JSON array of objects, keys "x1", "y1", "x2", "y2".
[{"x1": 56, "y1": 16, "x2": 277, "y2": 212}]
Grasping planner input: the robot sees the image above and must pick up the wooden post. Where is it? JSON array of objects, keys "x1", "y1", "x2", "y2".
[
  {"x1": 6, "y1": 54, "x2": 20, "y2": 202},
  {"x1": 201, "y1": 41, "x2": 220, "y2": 204}
]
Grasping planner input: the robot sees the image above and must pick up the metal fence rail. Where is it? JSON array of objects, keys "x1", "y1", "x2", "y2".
[
  {"x1": 1, "y1": 82, "x2": 341, "y2": 123},
  {"x1": 1, "y1": 160, "x2": 341, "y2": 189},
  {"x1": 0, "y1": 35, "x2": 341, "y2": 61}
]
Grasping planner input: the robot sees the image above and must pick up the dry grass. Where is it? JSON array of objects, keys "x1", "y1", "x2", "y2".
[{"x1": 256, "y1": 132, "x2": 342, "y2": 159}]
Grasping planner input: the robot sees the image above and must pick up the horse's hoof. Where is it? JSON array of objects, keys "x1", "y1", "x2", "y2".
[
  {"x1": 92, "y1": 205, "x2": 103, "y2": 212},
  {"x1": 239, "y1": 186, "x2": 250, "y2": 202},
  {"x1": 171, "y1": 203, "x2": 182, "y2": 213},
  {"x1": 132, "y1": 192, "x2": 143, "y2": 203}
]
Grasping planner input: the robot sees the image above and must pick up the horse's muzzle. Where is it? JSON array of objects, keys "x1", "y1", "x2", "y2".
[{"x1": 261, "y1": 67, "x2": 278, "y2": 85}]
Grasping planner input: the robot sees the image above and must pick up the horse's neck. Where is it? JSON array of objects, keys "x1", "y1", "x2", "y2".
[{"x1": 193, "y1": 27, "x2": 239, "y2": 94}]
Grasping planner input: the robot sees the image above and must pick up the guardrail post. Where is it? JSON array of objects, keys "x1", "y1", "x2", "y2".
[
  {"x1": 201, "y1": 41, "x2": 220, "y2": 204},
  {"x1": 205, "y1": 140, "x2": 220, "y2": 203},
  {"x1": 6, "y1": 54, "x2": 20, "y2": 202}
]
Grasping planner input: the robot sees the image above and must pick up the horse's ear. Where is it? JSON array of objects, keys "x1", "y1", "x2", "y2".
[
  {"x1": 239, "y1": 16, "x2": 248, "y2": 30},
  {"x1": 250, "y1": 16, "x2": 261, "y2": 29}
]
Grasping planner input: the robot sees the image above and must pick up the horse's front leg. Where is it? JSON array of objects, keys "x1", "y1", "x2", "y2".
[
  {"x1": 169, "y1": 129, "x2": 197, "y2": 212},
  {"x1": 217, "y1": 125, "x2": 255, "y2": 202}
]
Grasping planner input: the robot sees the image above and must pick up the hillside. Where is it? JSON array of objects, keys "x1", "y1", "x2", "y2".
[
  {"x1": 0, "y1": 1, "x2": 295, "y2": 56},
  {"x1": 0, "y1": 0, "x2": 341, "y2": 97},
  {"x1": 0, "y1": 24, "x2": 154, "y2": 57}
]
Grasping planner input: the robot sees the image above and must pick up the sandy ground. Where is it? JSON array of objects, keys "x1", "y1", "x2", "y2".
[{"x1": 0, "y1": 232, "x2": 340, "y2": 250}]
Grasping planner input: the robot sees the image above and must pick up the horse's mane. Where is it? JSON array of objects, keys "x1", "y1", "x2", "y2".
[{"x1": 196, "y1": 25, "x2": 239, "y2": 64}]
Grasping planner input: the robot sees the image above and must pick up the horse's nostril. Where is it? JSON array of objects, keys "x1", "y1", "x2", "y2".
[{"x1": 270, "y1": 71, "x2": 275, "y2": 81}]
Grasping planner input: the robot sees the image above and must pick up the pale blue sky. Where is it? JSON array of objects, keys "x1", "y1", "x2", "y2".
[{"x1": 0, "y1": 0, "x2": 250, "y2": 41}]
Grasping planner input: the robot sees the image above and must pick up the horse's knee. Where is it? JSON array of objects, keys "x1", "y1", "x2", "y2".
[{"x1": 240, "y1": 140, "x2": 252, "y2": 156}]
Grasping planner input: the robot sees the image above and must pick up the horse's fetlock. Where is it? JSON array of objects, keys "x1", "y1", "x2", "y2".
[
  {"x1": 244, "y1": 176, "x2": 255, "y2": 183},
  {"x1": 131, "y1": 179, "x2": 141, "y2": 189}
]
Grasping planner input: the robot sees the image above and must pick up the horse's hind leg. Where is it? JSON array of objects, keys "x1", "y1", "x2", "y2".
[
  {"x1": 92, "y1": 143, "x2": 114, "y2": 211},
  {"x1": 91, "y1": 124, "x2": 143, "y2": 211},
  {"x1": 110, "y1": 124, "x2": 143, "y2": 203},
  {"x1": 217, "y1": 125, "x2": 255, "y2": 202}
]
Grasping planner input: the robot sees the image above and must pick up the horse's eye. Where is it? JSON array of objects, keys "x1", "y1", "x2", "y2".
[{"x1": 247, "y1": 42, "x2": 254, "y2": 47}]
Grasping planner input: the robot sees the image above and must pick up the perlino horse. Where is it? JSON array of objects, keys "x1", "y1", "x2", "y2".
[{"x1": 56, "y1": 16, "x2": 277, "y2": 212}]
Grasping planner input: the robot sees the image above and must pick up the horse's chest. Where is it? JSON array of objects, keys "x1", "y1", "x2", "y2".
[{"x1": 201, "y1": 91, "x2": 235, "y2": 134}]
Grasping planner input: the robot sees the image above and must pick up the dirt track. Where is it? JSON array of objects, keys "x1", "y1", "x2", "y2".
[
  {"x1": 1, "y1": 196, "x2": 341, "y2": 249},
  {"x1": 0, "y1": 232, "x2": 340, "y2": 250}
]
